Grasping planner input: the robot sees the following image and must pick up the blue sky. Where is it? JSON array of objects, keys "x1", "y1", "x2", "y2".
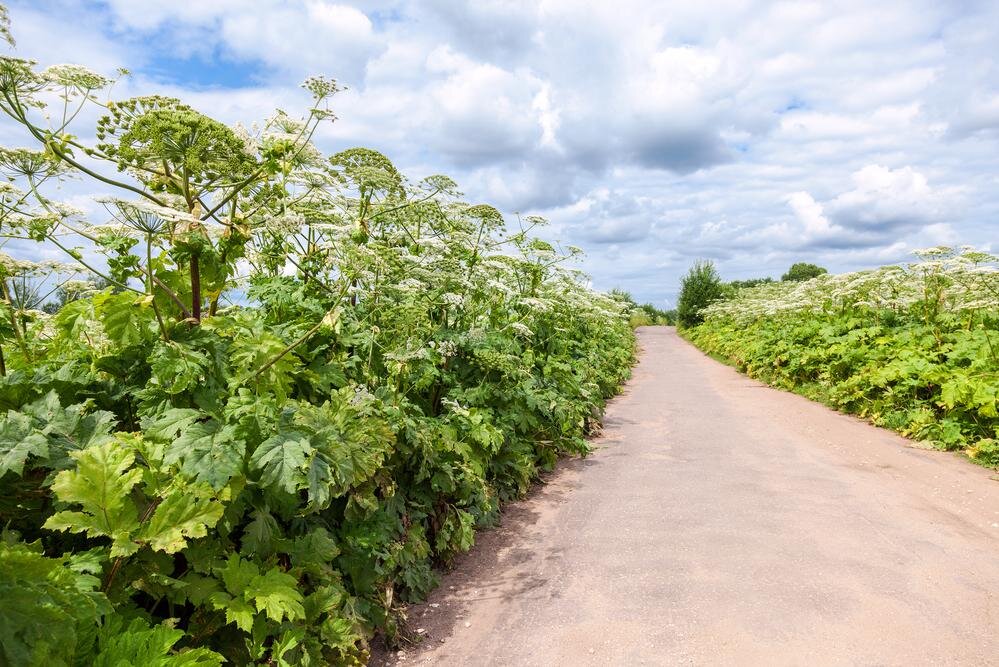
[{"x1": 4, "y1": 0, "x2": 999, "y2": 305}]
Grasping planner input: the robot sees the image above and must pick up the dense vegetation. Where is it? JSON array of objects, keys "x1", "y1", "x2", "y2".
[
  {"x1": 0, "y1": 15, "x2": 636, "y2": 666},
  {"x1": 684, "y1": 247, "x2": 999, "y2": 467}
]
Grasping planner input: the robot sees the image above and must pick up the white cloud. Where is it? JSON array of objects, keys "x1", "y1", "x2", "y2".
[
  {"x1": 3, "y1": 0, "x2": 998, "y2": 304},
  {"x1": 788, "y1": 191, "x2": 837, "y2": 236},
  {"x1": 750, "y1": 164, "x2": 962, "y2": 259},
  {"x1": 828, "y1": 164, "x2": 959, "y2": 232},
  {"x1": 221, "y1": 3, "x2": 380, "y2": 80}
]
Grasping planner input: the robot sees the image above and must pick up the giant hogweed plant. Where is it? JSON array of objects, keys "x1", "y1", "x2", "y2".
[
  {"x1": 0, "y1": 13, "x2": 636, "y2": 666},
  {"x1": 687, "y1": 247, "x2": 999, "y2": 466}
]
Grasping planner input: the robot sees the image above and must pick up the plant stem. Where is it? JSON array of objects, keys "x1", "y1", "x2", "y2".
[
  {"x1": 190, "y1": 255, "x2": 201, "y2": 322},
  {"x1": 146, "y1": 236, "x2": 168, "y2": 340},
  {"x1": 0, "y1": 279, "x2": 29, "y2": 361},
  {"x1": 244, "y1": 318, "x2": 326, "y2": 384},
  {"x1": 148, "y1": 276, "x2": 192, "y2": 320}
]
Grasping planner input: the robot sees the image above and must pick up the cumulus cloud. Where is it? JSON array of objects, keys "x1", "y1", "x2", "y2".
[
  {"x1": 561, "y1": 190, "x2": 653, "y2": 244},
  {"x1": 99, "y1": 0, "x2": 382, "y2": 83},
  {"x1": 762, "y1": 165, "x2": 959, "y2": 252},
  {"x1": 3, "y1": 0, "x2": 999, "y2": 305},
  {"x1": 827, "y1": 164, "x2": 953, "y2": 231}
]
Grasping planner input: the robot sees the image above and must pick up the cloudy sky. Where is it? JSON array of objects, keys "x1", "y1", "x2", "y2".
[{"x1": 4, "y1": 1, "x2": 999, "y2": 305}]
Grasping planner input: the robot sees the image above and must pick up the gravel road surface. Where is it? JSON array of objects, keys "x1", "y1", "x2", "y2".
[{"x1": 376, "y1": 326, "x2": 999, "y2": 666}]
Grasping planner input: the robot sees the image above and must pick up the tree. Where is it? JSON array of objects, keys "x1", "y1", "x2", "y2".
[
  {"x1": 781, "y1": 262, "x2": 827, "y2": 282},
  {"x1": 608, "y1": 289, "x2": 672, "y2": 327},
  {"x1": 676, "y1": 260, "x2": 723, "y2": 328},
  {"x1": 728, "y1": 277, "x2": 774, "y2": 289}
]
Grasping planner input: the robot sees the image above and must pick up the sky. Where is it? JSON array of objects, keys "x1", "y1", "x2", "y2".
[{"x1": 3, "y1": 0, "x2": 999, "y2": 306}]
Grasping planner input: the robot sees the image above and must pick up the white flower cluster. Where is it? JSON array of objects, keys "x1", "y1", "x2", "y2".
[
  {"x1": 440, "y1": 397, "x2": 469, "y2": 417},
  {"x1": 41, "y1": 64, "x2": 111, "y2": 90},
  {"x1": 440, "y1": 292, "x2": 464, "y2": 308},
  {"x1": 231, "y1": 123, "x2": 259, "y2": 157},
  {"x1": 60, "y1": 278, "x2": 96, "y2": 294},
  {"x1": 520, "y1": 297, "x2": 551, "y2": 312},
  {"x1": 428, "y1": 339, "x2": 457, "y2": 358},
  {"x1": 349, "y1": 384, "x2": 374, "y2": 406},
  {"x1": 703, "y1": 246, "x2": 999, "y2": 323},
  {"x1": 0, "y1": 252, "x2": 78, "y2": 277},
  {"x1": 97, "y1": 196, "x2": 199, "y2": 235},
  {"x1": 508, "y1": 322, "x2": 534, "y2": 338},
  {"x1": 259, "y1": 210, "x2": 306, "y2": 234}
]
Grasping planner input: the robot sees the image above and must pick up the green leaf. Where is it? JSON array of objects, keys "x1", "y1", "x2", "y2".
[
  {"x1": 287, "y1": 527, "x2": 339, "y2": 572},
  {"x1": 218, "y1": 553, "x2": 259, "y2": 594},
  {"x1": 209, "y1": 556, "x2": 259, "y2": 632},
  {"x1": 164, "y1": 419, "x2": 243, "y2": 489},
  {"x1": 208, "y1": 578, "x2": 255, "y2": 632},
  {"x1": 972, "y1": 382, "x2": 999, "y2": 418},
  {"x1": 178, "y1": 573, "x2": 221, "y2": 606},
  {"x1": 319, "y1": 616, "x2": 362, "y2": 653},
  {"x1": 229, "y1": 326, "x2": 299, "y2": 402},
  {"x1": 150, "y1": 341, "x2": 210, "y2": 394},
  {"x1": 271, "y1": 628, "x2": 305, "y2": 666},
  {"x1": 0, "y1": 542, "x2": 110, "y2": 666},
  {"x1": 216, "y1": 593, "x2": 256, "y2": 633},
  {"x1": 0, "y1": 411, "x2": 48, "y2": 477},
  {"x1": 142, "y1": 408, "x2": 201, "y2": 442},
  {"x1": 209, "y1": 556, "x2": 304, "y2": 630},
  {"x1": 65, "y1": 548, "x2": 108, "y2": 576},
  {"x1": 251, "y1": 430, "x2": 312, "y2": 494},
  {"x1": 93, "y1": 615, "x2": 224, "y2": 667},
  {"x1": 248, "y1": 567, "x2": 305, "y2": 623},
  {"x1": 140, "y1": 484, "x2": 224, "y2": 553},
  {"x1": 44, "y1": 439, "x2": 142, "y2": 557},
  {"x1": 53, "y1": 297, "x2": 94, "y2": 338},
  {"x1": 241, "y1": 508, "x2": 280, "y2": 557},
  {"x1": 0, "y1": 391, "x2": 117, "y2": 477},
  {"x1": 93, "y1": 290, "x2": 156, "y2": 348}
]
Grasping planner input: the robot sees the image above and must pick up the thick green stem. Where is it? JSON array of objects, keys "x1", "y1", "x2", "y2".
[
  {"x1": 146, "y1": 236, "x2": 168, "y2": 340},
  {"x1": 190, "y1": 255, "x2": 201, "y2": 322},
  {"x1": 0, "y1": 279, "x2": 30, "y2": 362}
]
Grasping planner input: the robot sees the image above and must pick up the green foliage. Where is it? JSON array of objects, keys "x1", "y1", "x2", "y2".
[
  {"x1": 92, "y1": 616, "x2": 224, "y2": 667},
  {"x1": 606, "y1": 290, "x2": 668, "y2": 327},
  {"x1": 0, "y1": 391, "x2": 115, "y2": 477},
  {"x1": 676, "y1": 260, "x2": 724, "y2": 328},
  {"x1": 969, "y1": 439, "x2": 999, "y2": 467},
  {"x1": 727, "y1": 277, "x2": 774, "y2": 290},
  {"x1": 0, "y1": 541, "x2": 110, "y2": 666},
  {"x1": 45, "y1": 439, "x2": 144, "y2": 556},
  {"x1": 208, "y1": 555, "x2": 305, "y2": 631},
  {"x1": 0, "y1": 12, "x2": 637, "y2": 664},
  {"x1": 781, "y1": 262, "x2": 827, "y2": 282},
  {"x1": 687, "y1": 248, "x2": 999, "y2": 467}
]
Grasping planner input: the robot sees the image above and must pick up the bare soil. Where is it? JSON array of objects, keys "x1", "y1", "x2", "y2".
[{"x1": 372, "y1": 326, "x2": 999, "y2": 666}]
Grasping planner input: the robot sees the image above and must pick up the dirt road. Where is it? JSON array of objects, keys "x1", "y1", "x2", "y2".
[{"x1": 379, "y1": 326, "x2": 999, "y2": 666}]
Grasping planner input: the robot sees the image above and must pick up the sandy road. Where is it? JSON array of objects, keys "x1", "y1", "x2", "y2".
[{"x1": 377, "y1": 326, "x2": 999, "y2": 666}]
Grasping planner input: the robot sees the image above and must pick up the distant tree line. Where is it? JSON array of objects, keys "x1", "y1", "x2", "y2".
[
  {"x1": 608, "y1": 288, "x2": 675, "y2": 327},
  {"x1": 674, "y1": 259, "x2": 828, "y2": 328},
  {"x1": 610, "y1": 258, "x2": 831, "y2": 330}
]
